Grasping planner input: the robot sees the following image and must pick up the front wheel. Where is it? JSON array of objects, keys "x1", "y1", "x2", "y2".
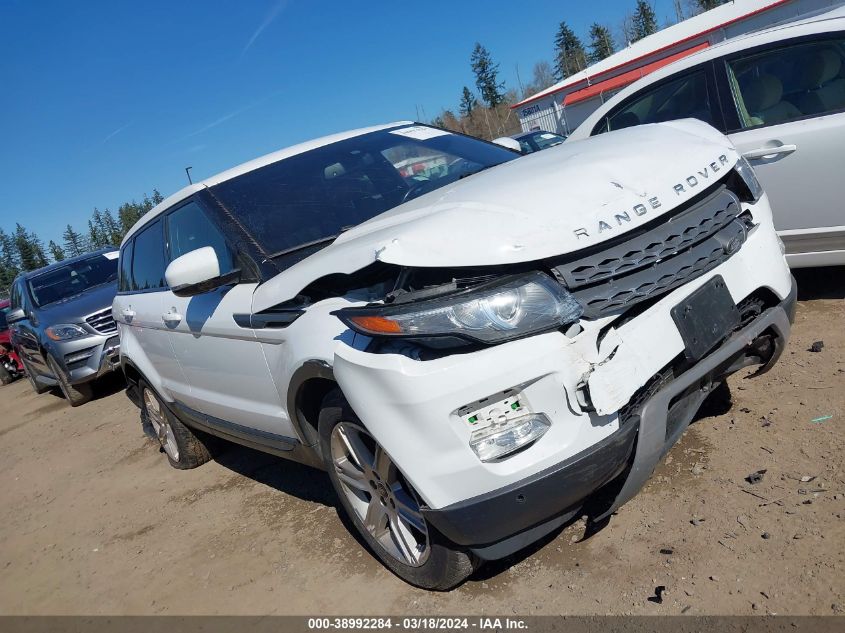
[
  {"x1": 46, "y1": 355, "x2": 92, "y2": 406},
  {"x1": 140, "y1": 382, "x2": 212, "y2": 469},
  {"x1": 21, "y1": 356, "x2": 50, "y2": 394},
  {"x1": 319, "y1": 389, "x2": 478, "y2": 590}
]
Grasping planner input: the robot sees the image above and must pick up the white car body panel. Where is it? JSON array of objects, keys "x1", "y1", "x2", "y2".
[
  {"x1": 567, "y1": 8, "x2": 845, "y2": 267},
  {"x1": 162, "y1": 283, "x2": 289, "y2": 433}
]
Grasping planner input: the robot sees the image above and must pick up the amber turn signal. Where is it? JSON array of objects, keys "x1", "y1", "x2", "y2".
[{"x1": 347, "y1": 315, "x2": 403, "y2": 334}]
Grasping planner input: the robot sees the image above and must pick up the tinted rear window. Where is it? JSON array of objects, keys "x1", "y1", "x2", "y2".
[
  {"x1": 118, "y1": 240, "x2": 134, "y2": 292},
  {"x1": 208, "y1": 126, "x2": 515, "y2": 261},
  {"x1": 130, "y1": 221, "x2": 167, "y2": 291}
]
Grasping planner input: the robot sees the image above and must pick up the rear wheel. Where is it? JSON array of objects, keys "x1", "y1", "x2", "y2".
[
  {"x1": 0, "y1": 364, "x2": 11, "y2": 385},
  {"x1": 141, "y1": 382, "x2": 212, "y2": 469},
  {"x1": 46, "y1": 355, "x2": 92, "y2": 407},
  {"x1": 319, "y1": 389, "x2": 477, "y2": 590}
]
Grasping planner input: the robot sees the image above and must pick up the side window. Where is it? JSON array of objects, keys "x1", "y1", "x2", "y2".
[
  {"x1": 9, "y1": 280, "x2": 23, "y2": 311},
  {"x1": 726, "y1": 36, "x2": 845, "y2": 130},
  {"x1": 166, "y1": 201, "x2": 235, "y2": 274},
  {"x1": 118, "y1": 240, "x2": 134, "y2": 292},
  {"x1": 600, "y1": 69, "x2": 716, "y2": 133},
  {"x1": 130, "y1": 221, "x2": 167, "y2": 291}
]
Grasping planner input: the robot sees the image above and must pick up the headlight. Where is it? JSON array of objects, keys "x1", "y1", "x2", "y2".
[
  {"x1": 45, "y1": 324, "x2": 89, "y2": 341},
  {"x1": 335, "y1": 272, "x2": 583, "y2": 344},
  {"x1": 734, "y1": 156, "x2": 763, "y2": 202}
]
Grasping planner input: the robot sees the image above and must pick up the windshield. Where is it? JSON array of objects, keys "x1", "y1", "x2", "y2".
[
  {"x1": 208, "y1": 125, "x2": 517, "y2": 261},
  {"x1": 528, "y1": 132, "x2": 565, "y2": 150},
  {"x1": 28, "y1": 252, "x2": 119, "y2": 308}
]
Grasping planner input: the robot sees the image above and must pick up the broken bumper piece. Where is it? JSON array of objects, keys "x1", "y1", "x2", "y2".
[{"x1": 421, "y1": 278, "x2": 796, "y2": 560}]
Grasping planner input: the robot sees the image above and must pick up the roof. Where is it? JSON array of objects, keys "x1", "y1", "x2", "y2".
[
  {"x1": 122, "y1": 121, "x2": 414, "y2": 245},
  {"x1": 512, "y1": 0, "x2": 794, "y2": 109},
  {"x1": 15, "y1": 247, "x2": 118, "y2": 281}
]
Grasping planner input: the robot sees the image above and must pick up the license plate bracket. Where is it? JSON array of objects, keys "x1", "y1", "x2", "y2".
[{"x1": 671, "y1": 275, "x2": 740, "y2": 361}]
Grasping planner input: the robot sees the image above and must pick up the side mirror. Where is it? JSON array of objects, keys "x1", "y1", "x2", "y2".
[
  {"x1": 165, "y1": 247, "x2": 240, "y2": 298},
  {"x1": 492, "y1": 137, "x2": 523, "y2": 153},
  {"x1": 5, "y1": 307, "x2": 26, "y2": 324}
]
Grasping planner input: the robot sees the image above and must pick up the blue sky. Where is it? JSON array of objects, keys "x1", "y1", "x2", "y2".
[{"x1": 0, "y1": 0, "x2": 674, "y2": 247}]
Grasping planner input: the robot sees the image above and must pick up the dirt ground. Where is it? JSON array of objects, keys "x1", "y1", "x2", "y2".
[{"x1": 0, "y1": 269, "x2": 842, "y2": 616}]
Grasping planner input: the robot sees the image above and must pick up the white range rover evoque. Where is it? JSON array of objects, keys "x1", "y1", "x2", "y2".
[{"x1": 114, "y1": 120, "x2": 795, "y2": 590}]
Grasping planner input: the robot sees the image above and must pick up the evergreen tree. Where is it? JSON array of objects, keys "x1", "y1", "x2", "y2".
[
  {"x1": 118, "y1": 202, "x2": 140, "y2": 236},
  {"x1": 470, "y1": 44, "x2": 506, "y2": 108},
  {"x1": 91, "y1": 208, "x2": 110, "y2": 248},
  {"x1": 588, "y1": 23, "x2": 616, "y2": 64},
  {"x1": 630, "y1": 0, "x2": 658, "y2": 42},
  {"x1": 62, "y1": 224, "x2": 86, "y2": 257},
  {"x1": 0, "y1": 228, "x2": 20, "y2": 271},
  {"x1": 553, "y1": 22, "x2": 587, "y2": 80},
  {"x1": 459, "y1": 86, "x2": 477, "y2": 117},
  {"x1": 0, "y1": 228, "x2": 20, "y2": 293},
  {"x1": 48, "y1": 240, "x2": 65, "y2": 262},
  {"x1": 101, "y1": 208, "x2": 122, "y2": 246},
  {"x1": 14, "y1": 224, "x2": 48, "y2": 271},
  {"x1": 88, "y1": 218, "x2": 104, "y2": 250},
  {"x1": 694, "y1": 0, "x2": 724, "y2": 12}
]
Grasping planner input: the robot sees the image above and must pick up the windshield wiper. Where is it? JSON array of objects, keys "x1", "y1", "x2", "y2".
[
  {"x1": 458, "y1": 164, "x2": 499, "y2": 180},
  {"x1": 267, "y1": 235, "x2": 340, "y2": 260}
]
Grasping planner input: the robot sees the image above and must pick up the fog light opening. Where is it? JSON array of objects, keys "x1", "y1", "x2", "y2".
[{"x1": 469, "y1": 414, "x2": 551, "y2": 462}]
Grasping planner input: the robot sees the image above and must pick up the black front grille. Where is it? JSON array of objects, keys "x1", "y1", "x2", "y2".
[
  {"x1": 555, "y1": 186, "x2": 746, "y2": 318},
  {"x1": 85, "y1": 308, "x2": 117, "y2": 334}
]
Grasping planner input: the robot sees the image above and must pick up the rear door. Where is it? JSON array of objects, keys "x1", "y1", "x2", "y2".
[
  {"x1": 160, "y1": 199, "x2": 288, "y2": 436},
  {"x1": 718, "y1": 32, "x2": 845, "y2": 254},
  {"x1": 115, "y1": 219, "x2": 189, "y2": 399}
]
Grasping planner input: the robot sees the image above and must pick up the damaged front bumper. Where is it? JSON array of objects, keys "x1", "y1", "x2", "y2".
[
  {"x1": 332, "y1": 211, "x2": 795, "y2": 559},
  {"x1": 424, "y1": 278, "x2": 796, "y2": 559}
]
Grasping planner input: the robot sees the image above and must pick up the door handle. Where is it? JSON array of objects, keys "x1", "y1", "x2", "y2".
[
  {"x1": 743, "y1": 144, "x2": 797, "y2": 160},
  {"x1": 162, "y1": 310, "x2": 183, "y2": 325}
]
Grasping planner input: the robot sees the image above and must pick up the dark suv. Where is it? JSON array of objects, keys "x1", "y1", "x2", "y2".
[{"x1": 7, "y1": 248, "x2": 121, "y2": 406}]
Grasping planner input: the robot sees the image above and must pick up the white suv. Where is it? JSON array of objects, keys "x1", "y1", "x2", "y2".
[{"x1": 114, "y1": 121, "x2": 795, "y2": 590}]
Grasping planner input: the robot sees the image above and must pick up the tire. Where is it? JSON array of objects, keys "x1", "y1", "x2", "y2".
[
  {"x1": 21, "y1": 356, "x2": 50, "y2": 394},
  {"x1": 0, "y1": 365, "x2": 11, "y2": 386},
  {"x1": 46, "y1": 355, "x2": 92, "y2": 407},
  {"x1": 318, "y1": 388, "x2": 478, "y2": 590},
  {"x1": 140, "y1": 381, "x2": 212, "y2": 470}
]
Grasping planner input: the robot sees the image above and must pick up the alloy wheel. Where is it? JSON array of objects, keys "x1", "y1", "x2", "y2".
[
  {"x1": 330, "y1": 422, "x2": 430, "y2": 567},
  {"x1": 143, "y1": 388, "x2": 179, "y2": 462}
]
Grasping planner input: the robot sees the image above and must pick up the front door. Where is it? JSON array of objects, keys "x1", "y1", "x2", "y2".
[
  {"x1": 8, "y1": 278, "x2": 47, "y2": 378},
  {"x1": 721, "y1": 33, "x2": 845, "y2": 255},
  {"x1": 161, "y1": 200, "x2": 287, "y2": 435}
]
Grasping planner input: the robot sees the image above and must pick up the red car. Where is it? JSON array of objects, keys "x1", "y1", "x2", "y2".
[{"x1": 0, "y1": 298, "x2": 24, "y2": 385}]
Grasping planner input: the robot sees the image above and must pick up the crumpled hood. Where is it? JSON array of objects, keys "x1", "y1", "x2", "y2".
[{"x1": 254, "y1": 119, "x2": 739, "y2": 311}]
